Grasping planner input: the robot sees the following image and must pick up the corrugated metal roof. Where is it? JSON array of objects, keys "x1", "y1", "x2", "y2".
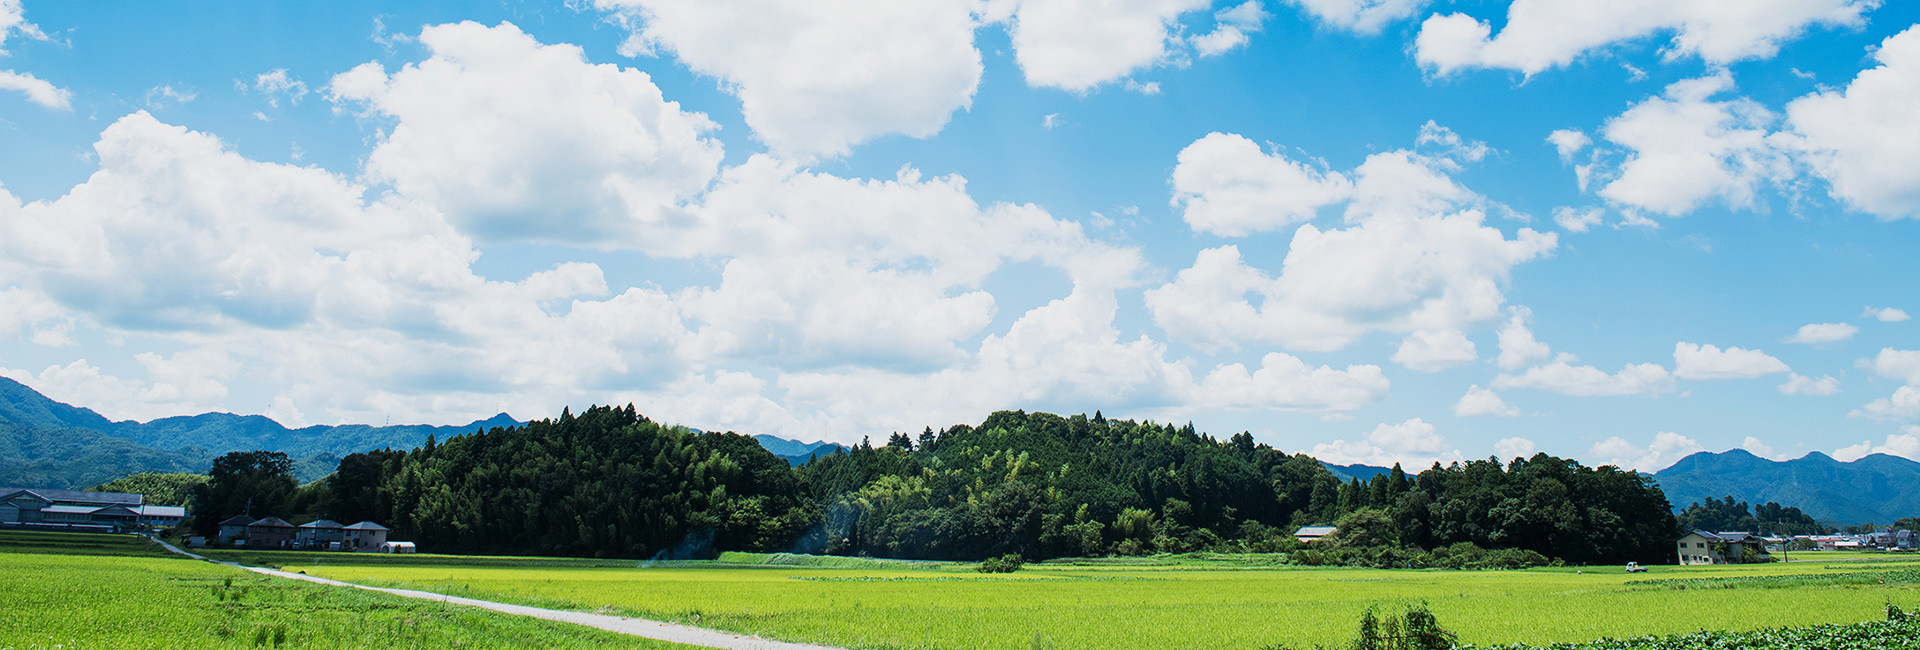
[
  {"x1": 139, "y1": 506, "x2": 186, "y2": 518},
  {"x1": 6, "y1": 488, "x2": 142, "y2": 506}
]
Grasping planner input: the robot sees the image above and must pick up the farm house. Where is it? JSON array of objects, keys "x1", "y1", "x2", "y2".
[
  {"x1": 0, "y1": 487, "x2": 186, "y2": 533},
  {"x1": 1676, "y1": 531, "x2": 1771, "y2": 565}
]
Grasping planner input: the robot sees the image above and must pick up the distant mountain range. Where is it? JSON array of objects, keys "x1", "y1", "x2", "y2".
[
  {"x1": 0, "y1": 376, "x2": 516, "y2": 488},
  {"x1": 1653, "y1": 449, "x2": 1920, "y2": 525},
  {"x1": 751, "y1": 434, "x2": 849, "y2": 466}
]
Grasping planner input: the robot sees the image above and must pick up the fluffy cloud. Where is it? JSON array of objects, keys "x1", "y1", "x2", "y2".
[
  {"x1": 1002, "y1": 0, "x2": 1210, "y2": 92},
  {"x1": 2, "y1": 351, "x2": 239, "y2": 423},
  {"x1": 1597, "y1": 72, "x2": 1785, "y2": 217},
  {"x1": 1852, "y1": 386, "x2": 1920, "y2": 423},
  {"x1": 1414, "y1": 0, "x2": 1877, "y2": 76},
  {"x1": 1864, "y1": 306, "x2": 1911, "y2": 322},
  {"x1": 1171, "y1": 132, "x2": 1352, "y2": 237},
  {"x1": 328, "y1": 21, "x2": 723, "y2": 247},
  {"x1": 1149, "y1": 208, "x2": 1553, "y2": 352},
  {"x1": 0, "y1": 0, "x2": 46, "y2": 53},
  {"x1": 1192, "y1": 1, "x2": 1269, "y2": 57},
  {"x1": 0, "y1": 70, "x2": 69, "y2": 109},
  {"x1": 1672, "y1": 342, "x2": 1790, "y2": 380},
  {"x1": 1832, "y1": 428, "x2": 1920, "y2": 462},
  {"x1": 1786, "y1": 322, "x2": 1857, "y2": 344},
  {"x1": 1455, "y1": 384, "x2": 1520, "y2": 417},
  {"x1": 594, "y1": 0, "x2": 982, "y2": 159},
  {"x1": 1495, "y1": 306, "x2": 1551, "y2": 370},
  {"x1": 1151, "y1": 135, "x2": 1555, "y2": 352},
  {"x1": 1740, "y1": 436, "x2": 1788, "y2": 460},
  {"x1": 1778, "y1": 373, "x2": 1840, "y2": 396},
  {"x1": 1778, "y1": 26, "x2": 1920, "y2": 219},
  {"x1": 1312, "y1": 418, "x2": 1463, "y2": 468},
  {"x1": 1552, "y1": 206, "x2": 1604, "y2": 233},
  {"x1": 1494, "y1": 361, "x2": 1676, "y2": 397},
  {"x1": 1392, "y1": 329, "x2": 1478, "y2": 372},
  {"x1": 1286, "y1": 0, "x2": 1425, "y2": 34},
  {"x1": 1862, "y1": 348, "x2": 1920, "y2": 385},
  {"x1": 1494, "y1": 437, "x2": 1537, "y2": 460},
  {"x1": 1588, "y1": 431, "x2": 1705, "y2": 472},
  {"x1": 1547, "y1": 129, "x2": 1591, "y2": 162},
  {"x1": 1192, "y1": 352, "x2": 1390, "y2": 412}
]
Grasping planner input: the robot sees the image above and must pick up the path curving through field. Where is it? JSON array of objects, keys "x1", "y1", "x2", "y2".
[{"x1": 150, "y1": 537, "x2": 846, "y2": 650}]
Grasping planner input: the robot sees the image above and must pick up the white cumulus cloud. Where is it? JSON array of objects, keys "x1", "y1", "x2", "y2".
[
  {"x1": 1778, "y1": 25, "x2": 1920, "y2": 220},
  {"x1": 1864, "y1": 306, "x2": 1911, "y2": 322},
  {"x1": 1170, "y1": 132, "x2": 1352, "y2": 237},
  {"x1": 1392, "y1": 329, "x2": 1478, "y2": 372},
  {"x1": 1494, "y1": 436, "x2": 1537, "y2": 460},
  {"x1": 1494, "y1": 361, "x2": 1676, "y2": 397},
  {"x1": 1312, "y1": 418, "x2": 1463, "y2": 469},
  {"x1": 1455, "y1": 384, "x2": 1520, "y2": 417},
  {"x1": 1192, "y1": 1, "x2": 1269, "y2": 57},
  {"x1": 594, "y1": 0, "x2": 983, "y2": 159},
  {"x1": 329, "y1": 22, "x2": 724, "y2": 248},
  {"x1": 1673, "y1": 342, "x2": 1790, "y2": 380},
  {"x1": 1495, "y1": 306, "x2": 1551, "y2": 370},
  {"x1": 1597, "y1": 71, "x2": 1786, "y2": 217},
  {"x1": 0, "y1": 70, "x2": 70, "y2": 110},
  {"x1": 1002, "y1": 0, "x2": 1210, "y2": 92},
  {"x1": 1588, "y1": 431, "x2": 1705, "y2": 472},
  {"x1": 1413, "y1": 0, "x2": 1877, "y2": 76},
  {"x1": 1786, "y1": 322, "x2": 1857, "y2": 344},
  {"x1": 1286, "y1": 0, "x2": 1426, "y2": 34},
  {"x1": 1777, "y1": 373, "x2": 1840, "y2": 396},
  {"x1": 1832, "y1": 429, "x2": 1920, "y2": 462}
]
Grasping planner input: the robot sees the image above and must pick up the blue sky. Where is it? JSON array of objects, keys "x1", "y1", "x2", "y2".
[{"x1": 1, "y1": 0, "x2": 1917, "y2": 472}]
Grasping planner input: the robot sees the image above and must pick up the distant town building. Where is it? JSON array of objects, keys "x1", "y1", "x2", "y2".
[
  {"x1": 1677, "y1": 531, "x2": 1771, "y2": 565},
  {"x1": 0, "y1": 487, "x2": 184, "y2": 532},
  {"x1": 245, "y1": 517, "x2": 296, "y2": 549},
  {"x1": 343, "y1": 521, "x2": 390, "y2": 550}
]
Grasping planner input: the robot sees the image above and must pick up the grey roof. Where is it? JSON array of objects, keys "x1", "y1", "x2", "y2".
[
  {"x1": 1294, "y1": 526, "x2": 1338, "y2": 536},
  {"x1": 138, "y1": 506, "x2": 187, "y2": 518},
  {"x1": 248, "y1": 517, "x2": 294, "y2": 528},
  {"x1": 298, "y1": 519, "x2": 343, "y2": 529},
  {"x1": 42, "y1": 505, "x2": 100, "y2": 515},
  {"x1": 343, "y1": 521, "x2": 390, "y2": 531},
  {"x1": 218, "y1": 515, "x2": 256, "y2": 526},
  {"x1": 1, "y1": 488, "x2": 142, "y2": 506}
]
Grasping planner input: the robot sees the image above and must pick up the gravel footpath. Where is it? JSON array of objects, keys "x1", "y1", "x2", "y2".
[{"x1": 151, "y1": 537, "x2": 847, "y2": 650}]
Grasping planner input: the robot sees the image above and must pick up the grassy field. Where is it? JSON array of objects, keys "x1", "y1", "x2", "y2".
[
  {"x1": 259, "y1": 550, "x2": 1920, "y2": 650},
  {"x1": 0, "y1": 530, "x2": 696, "y2": 649}
]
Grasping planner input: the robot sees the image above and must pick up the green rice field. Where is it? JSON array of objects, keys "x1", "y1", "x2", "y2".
[
  {"x1": 253, "y1": 549, "x2": 1920, "y2": 650},
  {"x1": 12, "y1": 531, "x2": 1920, "y2": 649},
  {"x1": 0, "y1": 530, "x2": 693, "y2": 649}
]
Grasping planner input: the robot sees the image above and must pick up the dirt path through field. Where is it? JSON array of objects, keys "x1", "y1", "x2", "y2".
[{"x1": 150, "y1": 537, "x2": 847, "y2": 650}]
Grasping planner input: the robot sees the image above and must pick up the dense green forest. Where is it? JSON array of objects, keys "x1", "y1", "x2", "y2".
[
  {"x1": 1675, "y1": 496, "x2": 1831, "y2": 536},
  {"x1": 193, "y1": 406, "x2": 1682, "y2": 566}
]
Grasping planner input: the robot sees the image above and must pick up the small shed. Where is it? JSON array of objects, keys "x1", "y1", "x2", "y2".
[
  {"x1": 1295, "y1": 526, "x2": 1338, "y2": 544},
  {"x1": 381, "y1": 541, "x2": 416, "y2": 554}
]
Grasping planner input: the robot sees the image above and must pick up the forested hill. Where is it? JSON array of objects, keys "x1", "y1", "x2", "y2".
[
  {"x1": 751, "y1": 434, "x2": 848, "y2": 466},
  {"x1": 297, "y1": 407, "x2": 1679, "y2": 565},
  {"x1": 1653, "y1": 449, "x2": 1920, "y2": 525},
  {"x1": 0, "y1": 376, "x2": 518, "y2": 488}
]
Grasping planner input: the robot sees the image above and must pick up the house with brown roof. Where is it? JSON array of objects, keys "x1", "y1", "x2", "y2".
[{"x1": 245, "y1": 517, "x2": 295, "y2": 549}]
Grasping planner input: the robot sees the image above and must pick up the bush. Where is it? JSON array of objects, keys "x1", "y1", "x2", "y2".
[{"x1": 978, "y1": 553, "x2": 1024, "y2": 573}]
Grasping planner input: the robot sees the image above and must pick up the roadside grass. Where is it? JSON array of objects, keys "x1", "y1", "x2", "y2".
[
  {"x1": 281, "y1": 552, "x2": 1920, "y2": 650},
  {"x1": 0, "y1": 531, "x2": 696, "y2": 649}
]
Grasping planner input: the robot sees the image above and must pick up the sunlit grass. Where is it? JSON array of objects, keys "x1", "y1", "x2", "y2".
[
  {"x1": 0, "y1": 531, "x2": 695, "y2": 649},
  {"x1": 281, "y1": 551, "x2": 1920, "y2": 650}
]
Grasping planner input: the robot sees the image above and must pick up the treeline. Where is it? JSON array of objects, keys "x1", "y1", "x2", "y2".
[
  {"x1": 1677, "y1": 496, "x2": 1831, "y2": 536},
  {"x1": 181, "y1": 407, "x2": 1682, "y2": 565}
]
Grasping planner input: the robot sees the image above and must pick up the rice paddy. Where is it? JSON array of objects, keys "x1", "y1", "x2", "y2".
[
  {"x1": 0, "y1": 530, "x2": 694, "y2": 649},
  {"x1": 267, "y1": 549, "x2": 1920, "y2": 650}
]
